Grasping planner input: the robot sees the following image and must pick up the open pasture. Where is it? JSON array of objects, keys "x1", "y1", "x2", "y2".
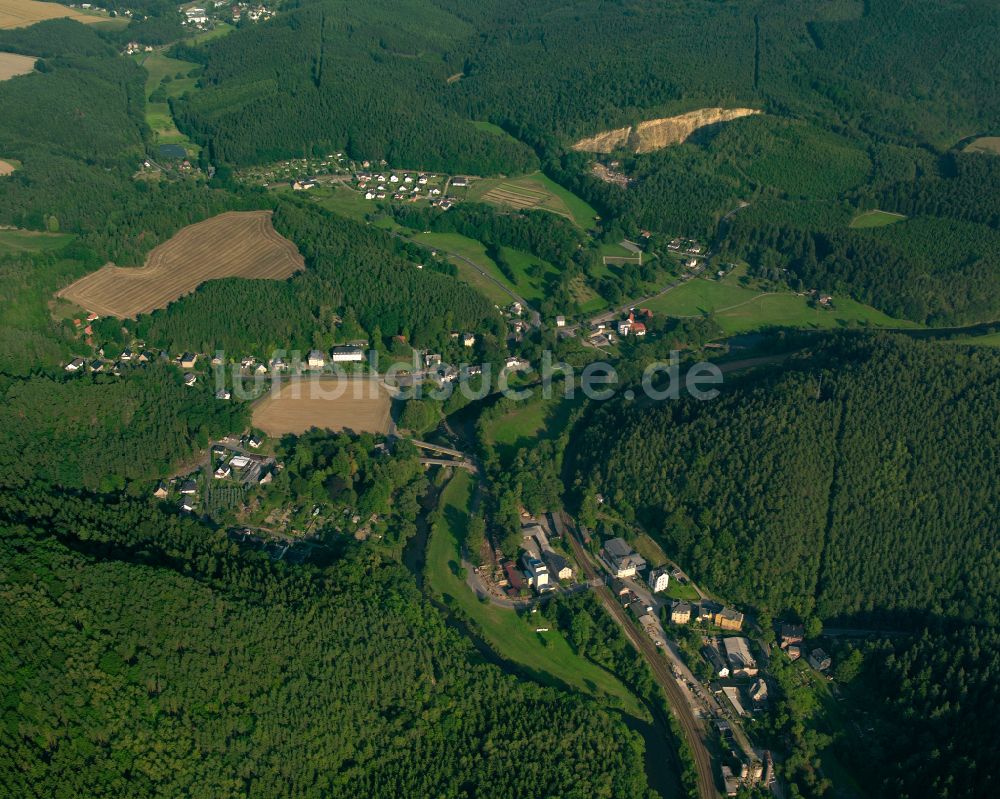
[
  {"x1": 252, "y1": 378, "x2": 393, "y2": 436},
  {"x1": 57, "y1": 211, "x2": 303, "y2": 318}
]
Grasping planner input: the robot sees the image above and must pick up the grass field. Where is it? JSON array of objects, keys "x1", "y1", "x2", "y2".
[
  {"x1": 0, "y1": 52, "x2": 36, "y2": 81},
  {"x1": 57, "y1": 211, "x2": 304, "y2": 317},
  {"x1": 848, "y1": 209, "x2": 907, "y2": 228},
  {"x1": 252, "y1": 378, "x2": 392, "y2": 436},
  {"x1": 425, "y1": 469, "x2": 645, "y2": 716},
  {"x1": 137, "y1": 51, "x2": 201, "y2": 151},
  {"x1": 0, "y1": 0, "x2": 111, "y2": 28},
  {"x1": 0, "y1": 229, "x2": 74, "y2": 256},
  {"x1": 644, "y1": 272, "x2": 920, "y2": 334},
  {"x1": 471, "y1": 171, "x2": 598, "y2": 229},
  {"x1": 307, "y1": 184, "x2": 377, "y2": 222},
  {"x1": 483, "y1": 394, "x2": 582, "y2": 465},
  {"x1": 412, "y1": 231, "x2": 520, "y2": 300},
  {"x1": 964, "y1": 136, "x2": 1000, "y2": 155},
  {"x1": 943, "y1": 332, "x2": 1000, "y2": 347}
]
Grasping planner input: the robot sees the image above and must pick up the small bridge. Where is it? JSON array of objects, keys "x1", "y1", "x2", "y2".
[{"x1": 419, "y1": 457, "x2": 478, "y2": 473}]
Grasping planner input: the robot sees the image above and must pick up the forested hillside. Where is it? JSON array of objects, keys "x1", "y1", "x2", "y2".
[
  {"x1": 0, "y1": 521, "x2": 651, "y2": 799},
  {"x1": 134, "y1": 201, "x2": 500, "y2": 354},
  {"x1": 573, "y1": 335, "x2": 1000, "y2": 625}
]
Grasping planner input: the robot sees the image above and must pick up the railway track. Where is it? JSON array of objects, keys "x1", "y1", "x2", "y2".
[{"x1": 563, "y1": 515, "x2": 718, "y2": 799}]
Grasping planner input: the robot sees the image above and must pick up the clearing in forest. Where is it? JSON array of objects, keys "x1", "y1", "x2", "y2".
[
  {"x1": 0, "y1": 159, "x2": 18, "y2": 175},
  {"x1": 849, "y1": 209, "x2": 907, "y2": 228},
  {"x1": 252, "y1": 378, "x2": 393, "y2": 436},
  {"x1": 0, "y1": 52, "x2": 36, "y2": 80},
  {"x1": 57, "y1": 210, "x2": 304, "y2": 318}
]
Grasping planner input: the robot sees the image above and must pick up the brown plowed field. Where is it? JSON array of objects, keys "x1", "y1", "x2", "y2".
[
  {"x1": 253, "y1": 378, "x2": 393, "y2": 436},
  {"x1": 57, "y1": 210, "x2": 304, "y2": 318}
]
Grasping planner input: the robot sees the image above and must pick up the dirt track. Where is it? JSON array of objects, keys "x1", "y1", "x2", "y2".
[{"x1": 57, "y1": 210, "x2": 303, "y2": 318}]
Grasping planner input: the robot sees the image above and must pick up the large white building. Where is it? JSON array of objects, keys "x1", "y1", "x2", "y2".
[
  {"x1": 648, "y1": 567, "x2": 670, "y2": 593},
  {"x1": 331, "y1": 345, "x2": 365, "y2": 363}
]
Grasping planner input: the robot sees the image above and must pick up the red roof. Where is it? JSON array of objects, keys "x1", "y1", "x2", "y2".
[
  {"x1": 503, "y1": 562, "x2": 525, "y2": 589},
  {"x1": 632, "y1": 321, "x2": 646, "y2": 333}
]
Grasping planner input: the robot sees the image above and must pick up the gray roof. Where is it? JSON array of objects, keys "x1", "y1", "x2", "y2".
[{"x1": 604, "y1": 537, "x2": 634, "y2": 559}]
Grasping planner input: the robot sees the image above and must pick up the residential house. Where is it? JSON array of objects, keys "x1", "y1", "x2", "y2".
[
  {"x1": 179, "y1": 480, "x2": 197, "y2": 495},
  {"x1": 509, "y1": 301, "x2": 523, "y2": 316},
  {"x1": 461, "y1": 332, "x2": 476, "y2": 347},
  {"x1": 229, "y1": 455, "x2": 250, "y2": 470},
  {"x1": 695, "y1": 600, "x2": 722, "y2": 624},
  {"x1": 779, "y1": 623, "x2": 804, "y2": 649},
  {"x1": 179, "y1": 499, "x2": 196, "y2": 514},
  {"x1": 216, "y1": 388, "x2": 232, "y2": 400},
  {"x1": 648, "y1": 567, "x2": 670, "y2": 593},
  {"x1": 89, "y1": 361, "x2": 105, "y2": 373},
  {"x1": 65, "y1": 358, "x2": 85, "y2": 372},
  {"x1": 543, "y1": 551, "x2": 573, "y2": 581},
  {"x1": 247, "y1": 435, "x2": 263, "y2": 449},
  {"x1": 184, "y1": 373, "x2": 197, "y2": 387},
  {"x1": 451, "y1": 176, "x2": 468, "y2": 187},
  {"x1": 715, "y1": 607, "x2": 745, "y2": 631},
  {"x1": 749, "y1": 678, "x2": 768, "y2": 703},
  {"x1": 670, "y1": 600, "x2": 692, "y2": 625},
  {"x1": 424, "y1": 353, "x2": 442, "y2": 368},
  {"x1": 307, "y1": 350, "x2": 327, "y2": 369},
  {"x1": 601, "y1": 537, "x2": 647, "y2": 579},
  {"x1": 555, "y1": 315, "x2": 566, "y2": 328},
  {"x1": 786, "y1": 645, "x2": 802, "y2": 662},
  {"x1": 722, "y1": 637, "x2": 758, "y2": 676},
  {"x1": 180, "y1": 353, "x2": 197, "y2": 369},
  {"x1": 214, "y1": 464, "x2": 232, "y2": 479},
  {"x1": 808, "y1": 648, "x2": 832, "y2": 671},
  {"x1": 153, "y1": 483, "x2": 169, "y2": 499}
]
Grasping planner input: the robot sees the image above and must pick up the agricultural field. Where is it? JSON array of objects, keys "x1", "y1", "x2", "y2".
[
  {"x1": 0, "y1": 0, "x2": 111, "y2": 28},
  {"x1": 252, "y1": 378, "x2": 393, "y2": 436},
  {"x1": 424, "y1": 469, "x2": 645, "y2": 717},
  {"x1": 0, "y1": 229, "x2": 74, "y2": 256},
  {"x1": 644, "y1": 270, "x2": 920, "y2": 334},
  {"x1": 471, "y1": 171, "x2": 598, "y2": 229},
  {"x1": 57, "y1": 211, "x2": 303, "y2": 317},
  {"x1": 0, "y1": 52, "x2": 35, "y2": 81},
  {"x1": 0, "y1": 159, "x2": 19, "y2": 176},
  {"x1": 849, "y1": 209, "x2": 907, "y2": 228},
  {"x1": 964, "y1": 136, "x2": 1000, "y2": 155}
]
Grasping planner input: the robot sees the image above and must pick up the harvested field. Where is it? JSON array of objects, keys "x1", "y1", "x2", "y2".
[
  {"x1": 480, "y1": 183, "x2": 549, "y2": 211},
  {"x1": 57, "y1": 210, "x2": 304, "y2": 318},
  {"x1": 0, "y1": 159, "x2": 16, "y2": 176},
  {"x1": 0, "y1": 0, "x2": 104, "y2": 29},
  {"x1": 253, "y1": 378, "x2": 393, "y2": 436},
  {"x1": 0, "y1": 52, "x2": 35, "y2": 80},
  {"x1": 965, "y1": 136, "x2": 1000, "y2": 155}
]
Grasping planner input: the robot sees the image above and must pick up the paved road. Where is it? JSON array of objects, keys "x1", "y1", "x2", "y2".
[{"x1": 562, "y1": 512, "x2": 719, "y2": 799}]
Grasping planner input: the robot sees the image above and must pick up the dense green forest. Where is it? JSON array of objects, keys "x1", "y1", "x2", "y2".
[
  {"x1": 0, "y1": 521, "x2": 651, "y2": 798},
  {"x1": 0, "y1": 365, "x2": 247, "y2": 491},
  {"x1": 572, "y1": 335, "x2": 1000, "y2": 627}
]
